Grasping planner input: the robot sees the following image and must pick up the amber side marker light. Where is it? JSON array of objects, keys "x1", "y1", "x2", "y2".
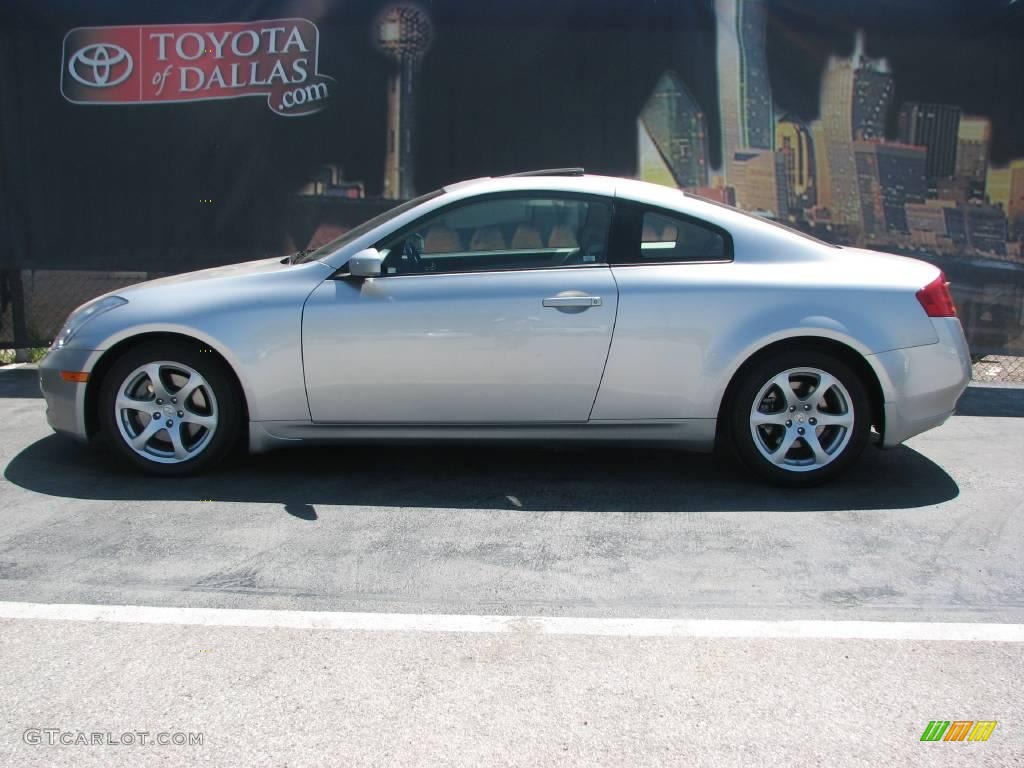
[
  {"x1": 916, "y1": 272, "x2": 957, "y2": 318},
  {"x1": 59, "y1": 371, "x2": 90, "y2": 383}
]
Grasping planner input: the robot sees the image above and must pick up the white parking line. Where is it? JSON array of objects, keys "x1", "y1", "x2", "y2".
[{"x1": 1, "y1": 601, "x2": 1022, "y2": 641}]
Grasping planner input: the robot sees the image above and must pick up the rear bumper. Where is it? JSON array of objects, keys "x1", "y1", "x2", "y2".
[
  {"x1": 37, "y1": 347, "x2": 100, "y2": 443},
  {"x1": 869, "y1": 317, "x2": 972, "y2": 447}
]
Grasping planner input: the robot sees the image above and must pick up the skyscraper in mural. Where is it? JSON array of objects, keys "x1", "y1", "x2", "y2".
[
  {"x1": 637, "y1": 71, "x2": 709, "y2": 189},
  {"x1": 851, "y1": 55, "x2": 893, "y2": 141},
  {"x1": 730, "y1": 150, "x2": 788, "y2": 217},
  {"x1": 854, "y1": 142, "x2": 926, "y2": 235},
  {"x1": 898, "y1": 102, "x2": 962, "y2": 182},
  {"x1": 956, "y1": 117, "x2": 991, "y2": 199},
  {"x1": 809, "y1": 119, "x2": 831, "y2": 210},
  {"x1": 818, "y1": 31, "x2": 893, "y2": 228},
  {"x1": 776, "y1": 115, "x2": 816, "y2": 210},
  {"x1": 715, "y1": 0, "x2": 774, "y2": 194}
]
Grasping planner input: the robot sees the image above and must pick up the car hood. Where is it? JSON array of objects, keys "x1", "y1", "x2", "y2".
[
  {"x1": 64, "y1": 253, "x2": 335, "y2": 353},
  {"x1": 115, "y1": 256, "x2": 291, "y2": 298}
]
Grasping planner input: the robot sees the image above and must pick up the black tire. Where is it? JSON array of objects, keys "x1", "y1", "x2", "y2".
[
  {"x1": 98, "y1": 340, "x2": 243, "y2": 476},
  {"x1": 729, "y1": 348, "x2": 871, "y2": 487}
]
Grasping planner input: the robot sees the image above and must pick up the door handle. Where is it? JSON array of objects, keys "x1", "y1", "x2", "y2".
[{"x1": 542, "y1": 296, "x2": 602, "y2": 308}]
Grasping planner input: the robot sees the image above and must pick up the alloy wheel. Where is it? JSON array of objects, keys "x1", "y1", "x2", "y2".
[
  {"x1": 748, "y1": 367, "x2": 854, "y2": 472},
  {"x1": 114, "y1": 361, "x2": 219, "y2": 464}
]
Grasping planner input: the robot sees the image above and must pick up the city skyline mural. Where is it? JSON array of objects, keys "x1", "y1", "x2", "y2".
[
  {"x1": 636, "y1": 7, "x2": 1020, "y2": 269},
  {"x1": 296, "y1": 0, "x2": 1024, "y2": 269},
  {"x1": 1, "y1": 0, "x2": 1023, "y2": 354}
]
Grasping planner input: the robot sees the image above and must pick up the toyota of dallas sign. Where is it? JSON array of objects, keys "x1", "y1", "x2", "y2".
[{"x1": 61, "y1": 19, "x2": 334, "y2": 117}]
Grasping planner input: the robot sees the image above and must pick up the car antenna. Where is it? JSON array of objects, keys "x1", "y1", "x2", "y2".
[{"x1": 502, "y1": 168, "x2": 585, "y2": 177}]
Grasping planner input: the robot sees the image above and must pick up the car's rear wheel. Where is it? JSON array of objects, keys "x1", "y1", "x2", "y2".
[
  {"x1": 98, "y1": 341, "x2": 241, "y2": 475},
  {"x1": 729, "y1": 349, "x2": 871, "y2": 487}
]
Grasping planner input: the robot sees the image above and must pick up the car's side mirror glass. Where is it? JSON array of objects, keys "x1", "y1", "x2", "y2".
[{"x1": 347, "y1": 248, "x2": 384, "y2": 278}]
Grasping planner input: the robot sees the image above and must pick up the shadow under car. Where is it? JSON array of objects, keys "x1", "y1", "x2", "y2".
[{"x1": 5, "y1": 432, "x2": 959, "y2": 514}]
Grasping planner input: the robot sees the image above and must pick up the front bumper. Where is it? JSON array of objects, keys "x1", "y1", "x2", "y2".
[
  {"x1": 869, "y1": 317, "x2": 972, "y2": 447},
  {"x1": 37, "y1": 347, "x2": 101, "y2": 443}
]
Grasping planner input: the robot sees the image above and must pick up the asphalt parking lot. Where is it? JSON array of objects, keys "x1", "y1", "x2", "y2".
[{"x1": 1, "y1": 366, "x2": 1022, "y2": 766}]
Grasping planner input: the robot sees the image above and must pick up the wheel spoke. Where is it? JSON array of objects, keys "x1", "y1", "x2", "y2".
[
  {"x1": 143, "y1": 363, "x2": 170, "y2": 400},
  {"x1": 770, "y1": 373, "x2": 798, "y2": 409},
  {"x1": 116, "y1": 394, "x2": 150, "y2": 413},
  {"x1": 770, "y1": 432, "x2": 799, "y2": 464},
  {"x1": 175, "y1": 371, "x2": 206, "y2": 403},
  {"x1": 805, "y1": 430, "x2": 831, "y2": 465},
  {"x1": 815, "y1": 410, "x2": 853, "y2": 428},
  {"x1": 809, "y1": 373, "x2": 837, "y2": 408},
  {"x1": 129, "y1": 418, "x2": 163, "y2": 450},
  {"x1": 752, "y1": 411, "x2": 789, "y2": 427},
  {"x1": 167, "y1": 423, "x2": 191, "y2": 460},
  {"x1": 180, "y1": 411, "x2": 217, "y2": 430}
]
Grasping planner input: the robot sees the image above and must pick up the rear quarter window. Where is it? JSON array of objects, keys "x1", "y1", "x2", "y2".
[{"x1": 612, "y1": 204, "x2": 733, "y2": 264}]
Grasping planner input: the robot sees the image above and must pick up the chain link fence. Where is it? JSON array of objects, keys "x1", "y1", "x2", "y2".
[
  {"x1": 972, "y1": 355, "x2": 1024, "y2": 384},
  {"x1": 0, "y1": 269, "x2": 155, "y2": 352}
]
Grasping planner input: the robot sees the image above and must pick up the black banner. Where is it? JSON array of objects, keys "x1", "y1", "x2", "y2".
[{"x1": 1, "y1": 0, "x2": 1022, "y2": 353}]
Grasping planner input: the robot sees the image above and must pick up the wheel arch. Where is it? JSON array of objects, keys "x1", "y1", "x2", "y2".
[
  {"x1": 84, "y1": 331, "x2": 250, "y2": 439},
  {"x1": 714, "y1": 335, "x2": 886, "y2": 450}
]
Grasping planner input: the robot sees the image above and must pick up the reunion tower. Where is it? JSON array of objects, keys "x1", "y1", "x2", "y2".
[{"x1": 375, "y1": 4, "x2": 433, "y2": 200}]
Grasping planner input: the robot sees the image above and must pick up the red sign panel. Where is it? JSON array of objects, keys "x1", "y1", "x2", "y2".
[{"x1": 61, "y1": 19, "x2": 333, "y2": 116}]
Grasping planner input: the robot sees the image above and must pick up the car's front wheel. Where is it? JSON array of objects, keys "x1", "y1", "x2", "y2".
[
  {"x1": 98, "y1": 341, "x2": 242, "y2": 475},
  {"x1": 729, "y1": 349, "x2": 871, "y2": 487}
]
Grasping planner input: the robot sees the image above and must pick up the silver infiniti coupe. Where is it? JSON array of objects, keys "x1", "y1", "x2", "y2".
[{"x1": 38, "y1": 170, "x2": 971, "y2": 486}]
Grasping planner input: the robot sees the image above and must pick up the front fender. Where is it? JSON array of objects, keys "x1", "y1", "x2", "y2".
[{"x1": 64, "y1": 260, "x2": 333, "y2": 422}]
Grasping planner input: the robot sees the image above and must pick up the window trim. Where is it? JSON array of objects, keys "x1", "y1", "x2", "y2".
[
  {"x1": 335, "y1": 190, "x2": 616, "y2": 279},
  {"x1": 610, "y1": 201, "x2": 735, "y2": 266}
]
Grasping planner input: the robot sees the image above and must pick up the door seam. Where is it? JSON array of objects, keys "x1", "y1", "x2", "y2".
[{"x1": 587, "y1": 266, "x2": 620, "y2": 420}]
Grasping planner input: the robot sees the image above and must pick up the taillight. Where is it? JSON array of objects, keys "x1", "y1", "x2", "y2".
[{"x1": 916, "y1": 273, "x2": 957, "y2": 317}]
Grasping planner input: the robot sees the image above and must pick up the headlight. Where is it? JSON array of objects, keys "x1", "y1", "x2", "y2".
[{"x1": 51, "y1": 296, "x2": 128, "y2": 349}]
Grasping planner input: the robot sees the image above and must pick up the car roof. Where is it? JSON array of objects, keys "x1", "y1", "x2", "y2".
[
  {"x1": 443, "y1": 172, "x2": 619, "y2": 197},
  {"x1": 441, "y1": 172, "x2": 719, "y2": 211},
  {"x1": 315, "y1": 171, "x2": 833, "y2": 271},
  {"x1": 441, "y1": 172, "x2": 735, "y2": 222}
]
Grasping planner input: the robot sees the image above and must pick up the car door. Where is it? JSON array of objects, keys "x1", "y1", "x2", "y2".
[{"x1": 302, "y1": 193, "x2": 618, "y2": 423}]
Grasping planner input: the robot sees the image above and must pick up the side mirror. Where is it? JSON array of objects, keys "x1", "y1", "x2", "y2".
[{"x1": 347, "y1": 247, "x2": 383, "y2": 278}]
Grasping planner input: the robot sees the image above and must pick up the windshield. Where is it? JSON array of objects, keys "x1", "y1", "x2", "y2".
[{"x1": 292, "y1": 188, "x2": 445, "y2": 263}]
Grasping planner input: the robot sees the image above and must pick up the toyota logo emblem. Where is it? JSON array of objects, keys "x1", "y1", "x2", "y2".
[{"x1": 68, "y1": 43, "x2": 133, "y2": 88}]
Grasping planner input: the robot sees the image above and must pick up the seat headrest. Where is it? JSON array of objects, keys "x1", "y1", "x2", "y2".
[
  {"x1": 547, "y1": 224, "x2": 578, "y2": 248},
  {"x1": 422, "y1": 225, "x2": 463, "y2": 253},
  {"x1": 469, "y1": 226, "x2": 507, "y2": 251}
]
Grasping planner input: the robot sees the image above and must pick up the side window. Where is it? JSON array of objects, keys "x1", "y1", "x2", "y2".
[
  {"x1": 639, "y1": 211, "x2": 729, "y2": 263},
  {"x1": 378, "y1": 196, "x2": 611, "y2": 275}
]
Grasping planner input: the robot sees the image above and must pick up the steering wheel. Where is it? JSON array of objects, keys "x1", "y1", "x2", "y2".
[{"x1": 401, "y1": 234, "x2": 424, "y2": 273}]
